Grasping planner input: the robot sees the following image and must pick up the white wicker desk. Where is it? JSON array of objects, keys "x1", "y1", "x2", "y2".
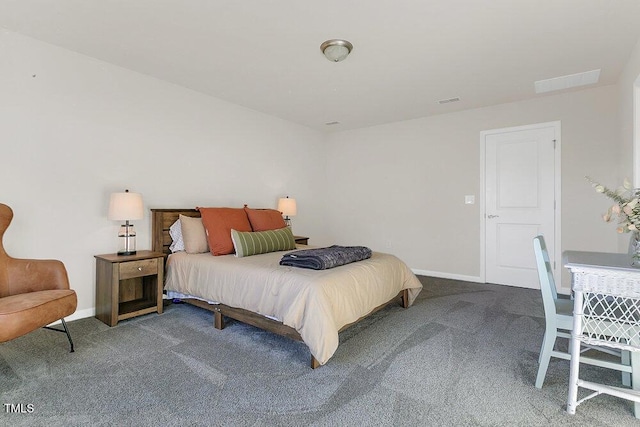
[
  {"x1": 563, "y1": 250, "x2": 640, "y2": 417},
  {"x1": 564, "y1": 250, "x2": 640, "y2": 274}
]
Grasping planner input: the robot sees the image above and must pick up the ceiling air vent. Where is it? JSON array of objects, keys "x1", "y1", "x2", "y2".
[
  {"x1": 534, "y1": 69, "x2": 600, "y2": 94},
  {"x1": 325, "y1": 121, "x2": 341, "y2": 126},
  {"x1": 438, "y1": 97, "x2": 460, "y2": 105}
]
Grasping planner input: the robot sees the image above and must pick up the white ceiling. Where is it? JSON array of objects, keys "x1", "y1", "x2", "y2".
[{"x1": 1, "y1": 0, "x2": 640, "y2": 132}]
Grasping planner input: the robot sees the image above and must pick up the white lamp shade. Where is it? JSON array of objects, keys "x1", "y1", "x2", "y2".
[
  {"x1": 108, "y1": 191, "x2": 144, "y2": 221},
  {"x1": 278, "y1": 197, "x2": 297, "y2": 217}
]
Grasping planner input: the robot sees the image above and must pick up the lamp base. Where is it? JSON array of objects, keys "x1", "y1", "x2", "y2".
[
  {"x1": 117, "y1": 250, "x2": 137, "y2": 256},
  {"x1": 117, "y1": 222, "x2": 137, "y2": 256}
]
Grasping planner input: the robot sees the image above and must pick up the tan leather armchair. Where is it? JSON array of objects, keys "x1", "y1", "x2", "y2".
[{"x1": 0, "y1": 203, "x2": 77, "y2": 351}]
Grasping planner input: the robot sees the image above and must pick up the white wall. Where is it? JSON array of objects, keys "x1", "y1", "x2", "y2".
[
  {"x1": 619, "y1": 37, "x2": 640, "y2": 189},
  {"x1": 0, "y1": 29, "x2": 327, "y2": 317},
  {"x1": 619, "y1": 37, "x2": 640, "y2": 170},
  {"x1": 325, "y1": 85, "x2": 621, "y2": 289}
]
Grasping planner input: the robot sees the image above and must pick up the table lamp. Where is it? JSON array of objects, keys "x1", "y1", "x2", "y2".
[
  {"x1": 108, "y1": 189, "x2": 144, "y2": 255},
  {"x1": 277, "y1": 196, "x2": 297, "y2": 228}
]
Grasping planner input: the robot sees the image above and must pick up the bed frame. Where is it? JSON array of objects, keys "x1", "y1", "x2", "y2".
[{"x1": 151, "y1": 208, "x2": 409, "y2": 368}]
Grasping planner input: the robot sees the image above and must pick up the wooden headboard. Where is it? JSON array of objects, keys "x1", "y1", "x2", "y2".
[{"x1": 151, "y1": 208, "x2": 200, "y2": 256}]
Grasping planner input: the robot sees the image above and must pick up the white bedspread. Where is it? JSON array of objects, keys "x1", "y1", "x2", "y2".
[{"x1": 165, "y1": 249, "x2": 422, "y2": 365}]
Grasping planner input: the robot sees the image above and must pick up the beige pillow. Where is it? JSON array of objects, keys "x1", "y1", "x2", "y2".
[{"x1": 180, "y1": 214, "x2": 209, "y2": 254}]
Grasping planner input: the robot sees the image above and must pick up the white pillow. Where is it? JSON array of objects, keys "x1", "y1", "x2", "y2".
[{"x1": 169, "y1": 220, "x2": 185, "y2": 252}]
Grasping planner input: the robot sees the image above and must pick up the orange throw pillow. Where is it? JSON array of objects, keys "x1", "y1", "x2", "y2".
[
  {"x1": 199, "y1": 207, "x2": 252, "y2": 255},
  {"x1": 244, "y1": 207, "x2": 286, "y2": 232}
]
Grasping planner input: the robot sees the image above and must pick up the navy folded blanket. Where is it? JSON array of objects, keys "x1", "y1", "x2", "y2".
[{"x1": 279, "y1": 245, "x2": 372, "y2": 270}]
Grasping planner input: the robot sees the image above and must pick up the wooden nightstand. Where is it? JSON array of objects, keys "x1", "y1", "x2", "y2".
[
  {"x1": 294, "y1": 236, "x2": 309, "y2": 245},
  {"x1": 94, "y1": 250, "x2": 164, "y2": 326}
]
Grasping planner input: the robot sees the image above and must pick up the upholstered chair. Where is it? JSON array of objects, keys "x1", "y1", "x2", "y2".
[{"x1": 0, "y1": 203, "x2": 77, "y2": 351}]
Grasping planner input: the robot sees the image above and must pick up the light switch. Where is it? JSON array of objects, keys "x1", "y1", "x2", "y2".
[{"x1": 465, "y1": 195, "x2": 475, "y2": 205}]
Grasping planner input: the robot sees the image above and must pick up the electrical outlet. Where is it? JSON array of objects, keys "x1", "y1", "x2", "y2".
[{"x1": 465, "y1": 195, "x2": 475, "y2": 205}]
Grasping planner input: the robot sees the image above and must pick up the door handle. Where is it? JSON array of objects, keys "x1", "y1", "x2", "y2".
[{"x1": 487, "y1": 214, "x2": 499, "y2": 219}]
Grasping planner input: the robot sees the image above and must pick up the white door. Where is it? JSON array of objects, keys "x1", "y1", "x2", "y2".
[{"x1": 483, "y1": 123, "x2": 559, "y2": 289}]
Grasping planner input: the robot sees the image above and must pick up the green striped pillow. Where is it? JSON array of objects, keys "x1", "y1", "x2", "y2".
[{"x1": 231, "y1": 227, "x2": 296, "y2": 257}]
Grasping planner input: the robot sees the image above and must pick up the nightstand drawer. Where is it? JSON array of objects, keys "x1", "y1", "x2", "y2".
[{"x1": 119, "y1": 259, "x2": 158, "y2": 279}]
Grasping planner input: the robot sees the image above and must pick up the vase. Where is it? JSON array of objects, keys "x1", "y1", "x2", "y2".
[{"x1": 628, "y1": 231, "x2": 640, "y2": 267}]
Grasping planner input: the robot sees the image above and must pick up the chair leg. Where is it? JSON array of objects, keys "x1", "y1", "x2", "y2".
[
  {"x1": 60, "y1": 318, "x2": 74, "y2": 353},
  {"x1": 43, "y1": 318, "x2": 75, "y2": 352},
  {"x1": 536, "y1": 330, "x2": 556, "y2": 389},
  {"x1": 538, "y1": 331, "x2": 548, "y2": 364}
]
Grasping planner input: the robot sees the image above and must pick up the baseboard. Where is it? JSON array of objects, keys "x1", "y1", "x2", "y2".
[
  {"x1": 411, "y1": 268, "x2": 483, "y2": 283},
  {"x1": 48, "y1": 307, "x2": 95, "y2": 326},
  {"x1": 411, "y1": 268, "x2": 568, "y2": 295}
]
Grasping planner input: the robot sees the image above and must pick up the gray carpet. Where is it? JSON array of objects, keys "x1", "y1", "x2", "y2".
[{"x1": 1, "y1": 277, "x2": 638, "y2": 426}]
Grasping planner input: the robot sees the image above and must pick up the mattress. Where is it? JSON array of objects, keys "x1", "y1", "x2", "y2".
[{"x1": 164, "y1": 249, "x2": 422, "y2": 364}]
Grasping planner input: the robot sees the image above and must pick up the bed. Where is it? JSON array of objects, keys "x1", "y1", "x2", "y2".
[{"x1": 151, "y1": 208, "x2": 423, "y2": 368}]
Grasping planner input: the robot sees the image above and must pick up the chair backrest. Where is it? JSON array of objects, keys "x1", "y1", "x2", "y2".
[
  {"x1": 0, "y1": 204, "x2": 71, "y2": 299},
  {"x1": 533, "y1": 235, "x2": 558, "y2": 318},
  {"x1": 0, "y1": 204, "x2": 12, "y2": 298}
]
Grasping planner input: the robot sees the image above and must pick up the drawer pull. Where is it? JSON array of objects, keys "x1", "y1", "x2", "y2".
[{"x1": 138, "y1": 267, "x2": 142, "y2": 271}]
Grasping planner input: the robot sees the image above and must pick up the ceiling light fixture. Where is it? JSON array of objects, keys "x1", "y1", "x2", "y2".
[{"x1": 320, "y1": 39, "x2": 353, "y2": 62}]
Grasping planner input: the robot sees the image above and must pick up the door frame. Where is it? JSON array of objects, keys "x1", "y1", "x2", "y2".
[{"x1": 479, "y1": 121, "x2": 562, "y2": 290}]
